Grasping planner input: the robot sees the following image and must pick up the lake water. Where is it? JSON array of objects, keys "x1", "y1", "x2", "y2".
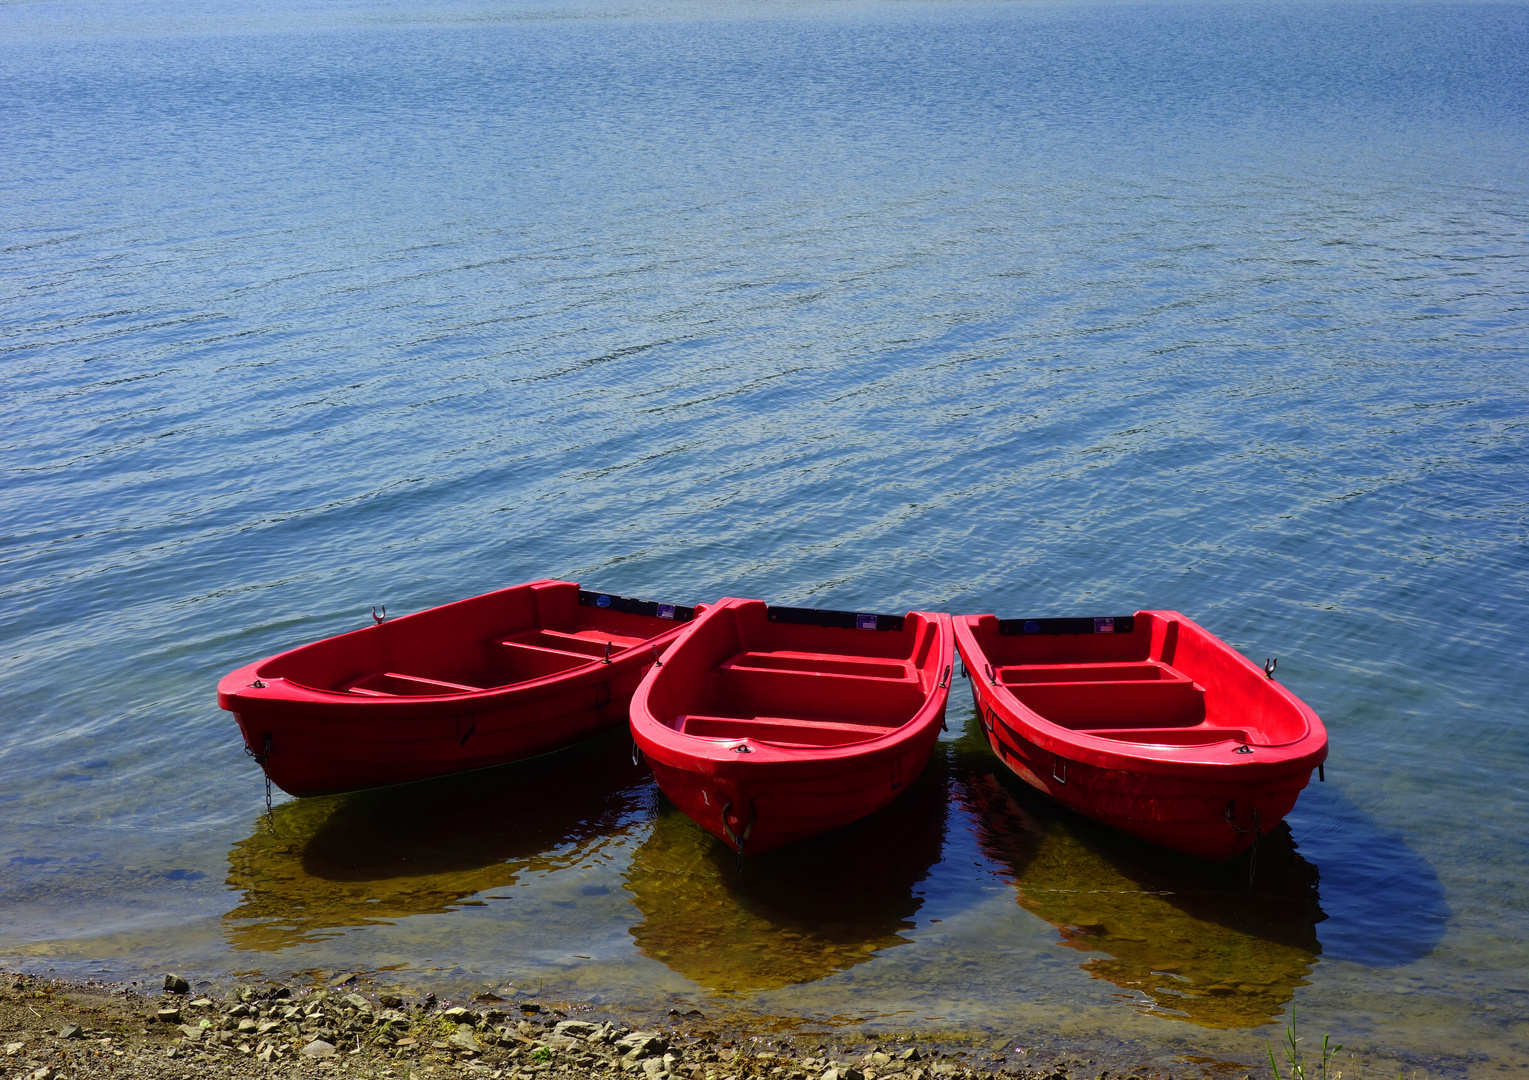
[{"x1": 2, "y1": 0, "x2": 1527, "y2": 1075}]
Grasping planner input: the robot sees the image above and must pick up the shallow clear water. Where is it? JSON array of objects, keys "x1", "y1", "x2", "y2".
[{"x1": 2, "y1": 0, "x2": 1527, "y2": 1074}]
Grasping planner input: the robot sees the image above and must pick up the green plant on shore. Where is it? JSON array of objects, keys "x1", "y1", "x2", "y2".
[
  {"x1": 1269, "y1": 1011, "x2": 1342, "y2": 1080},
  {"x1": 533, "y1": 1045, "x2": 553, "y2": 1063}
]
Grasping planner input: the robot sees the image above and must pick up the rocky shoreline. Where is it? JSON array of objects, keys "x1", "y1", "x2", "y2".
[{"x1": 0, "y1": 970, "x2": 1203, "y2": 1080}]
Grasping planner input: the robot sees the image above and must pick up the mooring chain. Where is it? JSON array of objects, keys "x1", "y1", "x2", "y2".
[
  {"x1": 1225, "y1": 803, "x2": 1263, "y2": 890},
  {"x1": 245, "y1": 732, "x2": 274, "y2": 818},
  {"x1": 721, "y1": 799, "x2": 758, "y2": 871}
]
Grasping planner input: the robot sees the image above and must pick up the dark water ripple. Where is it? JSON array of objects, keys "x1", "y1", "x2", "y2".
[{"x1": 2, "y1": 0, "x2": 1528, "y2": 1072}]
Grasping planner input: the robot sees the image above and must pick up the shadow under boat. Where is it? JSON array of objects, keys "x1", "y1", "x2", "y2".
[
  {"x1": 223, "y1": 732, "x2": 652, "y2": 952},
  {"x1": 950, "y1": 715, "x2": 1326, "y2": 1030},
  {"x1": 1282, "y1": 780, "x2": 1449, "y2": 969},
  {"x1": 624, "y1": 758, "x2": 948, "y2": 994}
]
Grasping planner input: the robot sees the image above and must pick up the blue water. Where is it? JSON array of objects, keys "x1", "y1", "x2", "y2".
[{"x1": 2, "y1": 0, "x2": 1527, "y2": 1073}]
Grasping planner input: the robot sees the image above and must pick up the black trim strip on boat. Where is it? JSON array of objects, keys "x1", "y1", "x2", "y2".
[
  {"x1": 997, "y1": 615, "x2": 1135, "y2": 636},
  {"x1": 765, "y1": 606, "x2": 905, "y2": 632},
  {"x1": 578, "y1": 590, "x2": 696, "y2": 622}
]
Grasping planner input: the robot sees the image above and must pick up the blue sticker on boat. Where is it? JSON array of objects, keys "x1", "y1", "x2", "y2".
[
  {"x1": 856, "y1": 613, "x2": 877, "y2": 630},
  {"x1": 656, "y1": 603, "x2": 675, "y2": 619},
  {"x1": 596, "y1": 595, "x2": 611, "y2": 608},
  {"x1": 1094, "y1": 617, "x2": 1115, "y2": 633},
  {"x1": 1024, "y1": 620, "x2": 1040, "y2": 633}
]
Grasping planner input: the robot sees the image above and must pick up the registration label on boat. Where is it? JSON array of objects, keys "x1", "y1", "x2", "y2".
[
  {"x1": 857, "y1": 614, "x2": 878, "y2": 630},
  {"x1": 657, "y1": 604, "x2": 676, "y2": 619},
  {"x1": 1094, "y1": 617, "x2": 1116, "y2": 633}
]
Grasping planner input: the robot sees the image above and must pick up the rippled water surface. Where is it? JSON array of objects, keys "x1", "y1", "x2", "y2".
[{"x1": 2, "y1": 0, "x2": 1527, "y2": 1074}]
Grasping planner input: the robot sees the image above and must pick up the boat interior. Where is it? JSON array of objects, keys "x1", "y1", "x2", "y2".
[
  {"x1": 992, "y1": 660, "x2": 1242, "y2": 745},
  {"x1": 341, "y1": 626, "x2": 654, "y2": 696},
  {"x1": 263, "y1": 583, "x2": 688, "y2": 697},
  {"x1": 673, "y1": 649, "x2": 929, "y2": 746},
  {"x1": 971, "y1": 613, "x2": 1275, "y2": 746},
  {"x1": 667, "y1": 608, "x2": 946, "y2": 748}
]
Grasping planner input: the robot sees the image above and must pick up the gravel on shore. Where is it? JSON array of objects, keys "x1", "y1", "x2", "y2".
[{"x1": 0, "y1": 970, "x2": 1205, "y2": 1080}]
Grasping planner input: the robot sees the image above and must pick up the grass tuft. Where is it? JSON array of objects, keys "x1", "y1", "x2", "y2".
[{"x1": 1268, "y1": 1010, "x2": 1343, "y2": 1080}]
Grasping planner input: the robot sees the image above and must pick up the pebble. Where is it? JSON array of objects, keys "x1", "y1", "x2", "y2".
[
  {"x1": 554, "y1": 1020, "x2": 598, "y2": 1039},
  {"x1": 616, "y1": 1032, "x2": 668, "y2": 1059},
  {"x1": 303, "y1": 1039, "x2": 339, "y2": 1058},
  {"x1": 163, "y1": 974, "x2": 191, "y2": 995},
  {"x1": 451, "y1": 1030, "x2": 484, "y2": 1054},
  {"x1": 57, "y1": 1024, "x2": 83, "y2": 1040},
  {"x1": 156, "y1": 1007, "x2": 181, "y2": 1024}
]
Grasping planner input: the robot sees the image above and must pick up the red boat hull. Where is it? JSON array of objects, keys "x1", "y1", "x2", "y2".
[
  {"x1": 630, "y1": 599, "x2": 955, "y2": 856},
  {"x1": 954, "y1": 611, "x2": 1328, "y2": 861},
  {"x1": 217, "y1": 580, "x2": 699, "y2": 796}
]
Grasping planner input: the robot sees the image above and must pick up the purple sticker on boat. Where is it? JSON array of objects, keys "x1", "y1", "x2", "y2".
[
  {"x1": 656, "y1": 604, "x2": 675, "y2": 619},
  {"x1": 857, "y1": 613, "x2": 877, "y2": 630},
  {"x1": 596, "y1": 595, "x2": 611, "y2": 608},
  {"x1": 1094, "y1": 617, "x2": 1115, "y2": 633}
]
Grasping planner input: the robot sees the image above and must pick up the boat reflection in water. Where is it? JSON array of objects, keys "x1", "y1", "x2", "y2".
[
  {"x1": 224, "y1": 734, "x2": 651, "y2": 952},
  {"x1": 625, "y1": 763, "x2": 947, "y2": 993},
  {"x1": 958, "y1": 759, "x2": 1326, "y2": 1029}
]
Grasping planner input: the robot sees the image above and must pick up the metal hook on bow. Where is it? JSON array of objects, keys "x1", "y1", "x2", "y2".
[
  {"x1": 371, "y1": 605, "x2": 386, "y2": 626},
  {"x1": 1264, "y1": 657, "x2": 1277, "y2": 679}
]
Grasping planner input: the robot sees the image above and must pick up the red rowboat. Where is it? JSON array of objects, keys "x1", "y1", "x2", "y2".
[
  {"x1": 630, "y1": 598, "x2": 955, "y2": 857},
  {"x1": 953, "y1": 610, "x2": 1328, "y2": 861},
  {"x1": 217, "y1": 580, "x2": 700, "y2": 797}
]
